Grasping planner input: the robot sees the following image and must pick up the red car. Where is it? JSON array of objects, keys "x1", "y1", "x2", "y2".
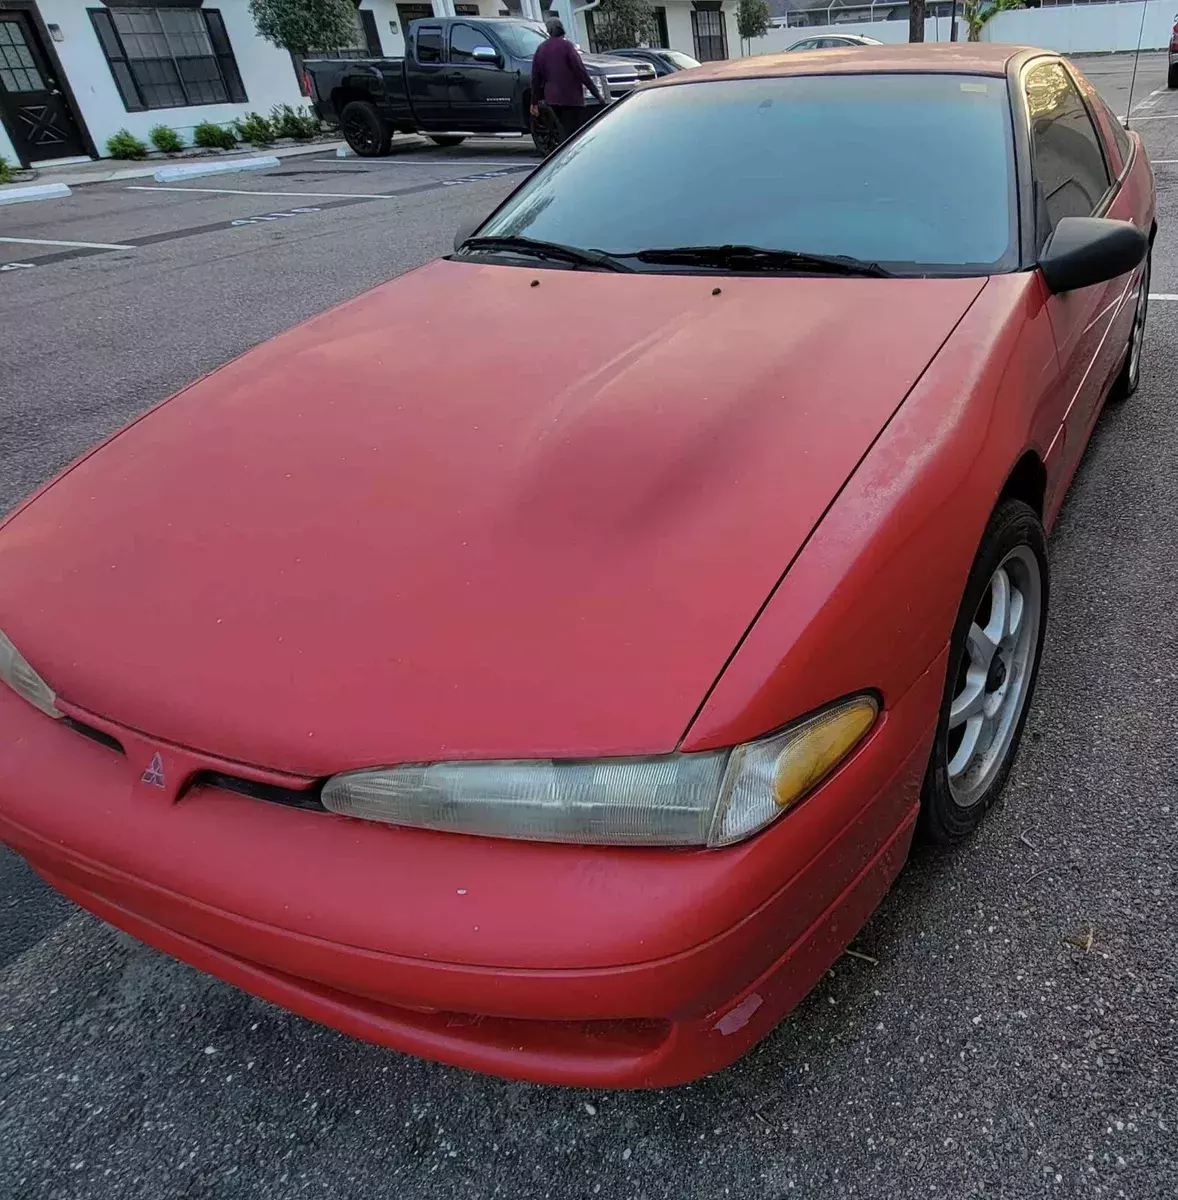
[{"x1": 0, "y1": 46, "x2": 1154, "y2": 1087}]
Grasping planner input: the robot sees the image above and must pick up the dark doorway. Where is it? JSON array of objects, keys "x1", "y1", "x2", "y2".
[
  {"x1": 0, "y1": 8, "x2": 87, "y2": 164},
  {"x1": 690, "y1": 4, "x2": 728, "y2": 62}
]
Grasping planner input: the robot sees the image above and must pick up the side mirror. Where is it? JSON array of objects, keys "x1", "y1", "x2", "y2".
[
  {"x1": 453, "y1": 217, "x2": 480, "y2": 254},
  {"x1": 471, "y1": 45, "x2": 501, "y2": 65},
  {"x1": 1038, "y1": 216, "x2": 1147, "y2": 294}
]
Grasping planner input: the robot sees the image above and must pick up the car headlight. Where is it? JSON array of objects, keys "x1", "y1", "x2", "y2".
[
  {"x1": 321, "y1": 694, "x2": 878, "y2": 847},
  {"x1": 0, "y1": 628, "x2": 62, "y2": 719}
]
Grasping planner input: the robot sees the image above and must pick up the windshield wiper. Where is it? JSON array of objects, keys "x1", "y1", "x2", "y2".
[
  {"x1": 632, "y1": 244, "x2": 893, "y2": 277},
  {"x1": 457, "y1": 235, "x2": 632, "y2": 272}
]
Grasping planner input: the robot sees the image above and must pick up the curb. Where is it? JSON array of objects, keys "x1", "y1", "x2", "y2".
[
  {"x1": 0, "y1": 182, "x2": 71, "y2": 206},
  {"x1": 154, "y1": 155, "x2": 281, "y2": 183}
]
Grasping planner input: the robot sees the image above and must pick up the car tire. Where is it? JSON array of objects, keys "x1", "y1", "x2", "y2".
[
  {"x1": 918, "y1": 500, "x2": 1049, "y2": 844},
  {"x1": 428, "y1": 135, "x2": 467, "y2": 148},
  {"x1": 340, "y1": 101, "x2": 393, "y2": 157},
  {"x1": 1109, "y1": 251, "x2": 1150, "y2": 402},
  {"x1": 1169, "y1": 63, "x2": 1178, "y2": 89},
  {"x1": 531, "y1": 107, "x2": 561, "y2": 156}
]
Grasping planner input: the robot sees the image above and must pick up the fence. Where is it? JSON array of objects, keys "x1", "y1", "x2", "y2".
[{"x1": 757, "y1": 0, "x2": 1176, "y2": 52}]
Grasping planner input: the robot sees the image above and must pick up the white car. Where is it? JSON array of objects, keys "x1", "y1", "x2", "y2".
[{"x1": 787, "y1": 34, "x2": 884, "y2": 50}]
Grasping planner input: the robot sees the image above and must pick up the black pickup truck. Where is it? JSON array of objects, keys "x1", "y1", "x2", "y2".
[{"x1": 305, "y1": 17, "x2": 654, "y2": 157}]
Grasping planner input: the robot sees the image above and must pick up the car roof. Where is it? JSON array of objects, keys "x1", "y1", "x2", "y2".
[{"x1": 650, "y1": 42, "x2": 1034, "y2": 87}]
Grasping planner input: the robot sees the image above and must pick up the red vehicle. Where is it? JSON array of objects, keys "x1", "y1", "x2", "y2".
[{"x1": 0, "y1": 46, "x2": 1154, "y2": 1087}]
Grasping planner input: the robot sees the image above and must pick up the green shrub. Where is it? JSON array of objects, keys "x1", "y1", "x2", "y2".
[
  {"x1": 270, "y1": 103, "x2": 321, "y2": 140},
  {"x1": 149, "y1": 124, "x2": 184, "y2": 153},
  {"x1": 0, "y1": 154, "x2": 11, "y2": 184},
  {"x1": 193, "y1": 121, "x2": 238, "y2": 150},
  {"x1": 233, "y1": 111, "x2": 275, "y2": 146},
  {"x1": 105, "y1": 129, "x2": 149, "y2": 160}
]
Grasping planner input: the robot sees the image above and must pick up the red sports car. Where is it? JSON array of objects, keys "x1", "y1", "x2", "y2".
[{"x1": 0, "y1": 46, "x2": 1154, "y2": 1087}]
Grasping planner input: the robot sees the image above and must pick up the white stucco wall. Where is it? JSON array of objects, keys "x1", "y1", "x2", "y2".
[
  {"x1": 0, "y1": 107, "x2": 15, "y2": 166},
  {"x1": 1, "y1": 0, "x2": 307, "y2": 163}
]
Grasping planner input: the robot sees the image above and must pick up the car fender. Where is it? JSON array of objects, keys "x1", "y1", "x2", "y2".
[{"x1": 681, "y1": 272, "x2": 1061, "y2": 751}]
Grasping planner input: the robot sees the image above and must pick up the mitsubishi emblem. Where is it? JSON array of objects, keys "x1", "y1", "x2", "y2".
[{"x1": 141, "y1": 752, "x2": 166, "y2": 788}]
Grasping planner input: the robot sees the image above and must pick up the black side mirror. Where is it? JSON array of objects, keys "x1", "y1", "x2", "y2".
[
  {"x1": 453, "y1": 217, "x2": 480, "y2": 254},
  {"x1": 1038, "y1": 216, "x2": 1147, "y2": 294}
]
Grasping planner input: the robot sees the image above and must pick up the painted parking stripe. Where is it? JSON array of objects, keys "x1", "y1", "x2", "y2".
[
  {"x1": 311, "y1": 156, "x2": 533, "y2": 168},
  {"x1": 0, "y1": 235, "x2": 134, "y2": 250},
  {"x1": 1149, "y1": 294, "x2": 1178, "y2": 301},
  {"x1": 127, "y1": 185, "x2": 397, "y2": 200}
]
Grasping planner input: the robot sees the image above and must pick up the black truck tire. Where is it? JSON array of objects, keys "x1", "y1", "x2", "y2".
[
  {"x1": 1170, "y1": 63, "x2": 1178, "y2": 89},
  {"x1": 428, "y1": 135, "x2": 467, "y2": 147},
  {"x1": 340, "y1": 101, "x2": 393, "y2": 157}
]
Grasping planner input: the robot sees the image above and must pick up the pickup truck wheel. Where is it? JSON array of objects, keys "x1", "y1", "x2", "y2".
[
  {"x1": 340, "y1": 101, "x2": 392, "y2": 157},
  {"x1": 428, "y1": 135, "x2": 466, "y2": 148},
  {"x1": 530, "y1": 108, "x2": 561, "y2": 156}
]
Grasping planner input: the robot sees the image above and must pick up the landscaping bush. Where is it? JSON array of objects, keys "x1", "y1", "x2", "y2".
[
  {"x1": 106, "y1": 129, "x2": 149, "y2": 160},
  {"x1": 149, "y1": 124, "x2": 184, "y2": 153},
  {"x1": 0, "y1": 155, "x2": 11, "y2": 184},
  {"x1": 233, "y1": 111, "x2": 275, "y2": 146},
  {"x1": 193, "y1": 121, "x2": 238, "y2": 150},
  {"x1": 270, "y1": 103, "x2": 320, "y2": 140}
]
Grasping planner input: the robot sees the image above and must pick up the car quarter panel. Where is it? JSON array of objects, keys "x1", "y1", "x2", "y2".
[{"x1": 683, "y1": 272, "x2": 1062, "y2": 750}]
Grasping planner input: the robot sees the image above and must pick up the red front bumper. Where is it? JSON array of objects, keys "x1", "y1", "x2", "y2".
[{"x1": 0, "y1": 659, "x2": 942, "y2": 1087}]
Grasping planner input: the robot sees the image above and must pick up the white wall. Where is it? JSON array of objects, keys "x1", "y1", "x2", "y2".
[
  {"x1": 986, "y1": 0, "x2": 1174, "y2": 51},
  {"x1": 0, "y1": 109, "x2": 15, "y2": 168},
  {"x1": 750, "y1": 0, "x2": 1174, "y2": 55}
]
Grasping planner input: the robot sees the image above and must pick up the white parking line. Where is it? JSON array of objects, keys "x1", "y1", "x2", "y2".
[
  {"x1": 1126, "y1": 114, "x2": 1178, "y2": 121},
  {"x1": 0, "y1": 235, "x2": 133, "y2": 250},
  {"x1": 127, "y1": 185, "x2": 395, "y2": 200},
  {"x1": 1149, "y1": 293, "x2": 1178, "y2": 300},
  {"x1": 312, "y1": 157, "x2": 531, "y2": 168}
]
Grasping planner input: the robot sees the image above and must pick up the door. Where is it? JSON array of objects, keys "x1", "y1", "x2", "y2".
[
  {"x1": 690, "y1": 6, "x2": 728, "y2": 62},
  {"x1": 446, "y1": 23, "x2": 509, "y2": 131},
  {"x1": 0, "y1": 10, "x2": 86, "y2": 165},
  {"x1": 1024, "y1": 60, "x2": 1122, "y2": 474},
  {"x1": 406, "y1": 22, "x2": 451, "y2": 130}
]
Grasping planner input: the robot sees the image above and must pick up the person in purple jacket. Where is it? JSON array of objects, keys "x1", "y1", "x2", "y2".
[{"x1": 529, "y1": 18, "x2": 603, "y2": 145}]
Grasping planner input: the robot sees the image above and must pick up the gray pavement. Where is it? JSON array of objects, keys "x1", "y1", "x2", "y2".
[{"x1": 2, "y1": 53, "x2": 1177, "y2": 1200}]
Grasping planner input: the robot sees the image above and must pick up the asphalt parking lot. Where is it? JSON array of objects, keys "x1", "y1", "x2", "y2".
[{"x1": 2, "y1": 52, "x2": 1178, "y2": 1200}]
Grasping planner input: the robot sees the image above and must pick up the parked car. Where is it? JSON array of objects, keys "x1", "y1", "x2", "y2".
[
  {"x1": 1169, "y1": 14, "x2": 1177, "y2": 88},
  {"x1": 0, "y1": 45, "x2": 1154, "y2": 1089},
  {"x1": 605, "y1": 47, "x2": 702, "y2": 76},
  {"x1": 787, "y1": 34, "x2": 884, "y2": 49},
  {"x1": 305, "y1": 17, "x2": 655, "y2": 156}
]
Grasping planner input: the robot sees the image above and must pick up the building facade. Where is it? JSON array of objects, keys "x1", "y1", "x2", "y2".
[{"x1": 0, "y1": 0, "x2": 742, "y2": 168}]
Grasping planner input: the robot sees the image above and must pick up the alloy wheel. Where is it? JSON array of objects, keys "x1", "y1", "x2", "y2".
[{"x1": 946, "y1": 544, "x2": 1042, "y2": 809}]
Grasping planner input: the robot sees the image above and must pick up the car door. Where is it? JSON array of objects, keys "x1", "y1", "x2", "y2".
[
  {"x1": 446, "y1": 22, "x2": 510, "y2": 131},
  {"x1": 1023, "y1": 58, "x2": 1124, "y2": 481},
  {"x1": 406, "y1": 22, "x2": 450, "y2": 129}
]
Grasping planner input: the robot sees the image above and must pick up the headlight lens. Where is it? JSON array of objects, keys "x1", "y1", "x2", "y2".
[
  {"x1": 0, "y1": 628, "x2": 62, "y2": 719},
  {"x1": 321, "y1": 694, "x2": 878, "y2": 848}
]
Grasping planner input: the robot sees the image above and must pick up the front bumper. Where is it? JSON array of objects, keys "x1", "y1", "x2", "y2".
[{"x1": 0, "y1": 658, "x2": 942, "y2": 1087}]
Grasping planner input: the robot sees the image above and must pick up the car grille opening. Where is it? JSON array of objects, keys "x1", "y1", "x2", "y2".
[
  {"x1": 184, "y1": 771, "x2": 326, "y2": 812},
  {"x1": 61, "y1": 717, "x2": 126, "y2": 756}
]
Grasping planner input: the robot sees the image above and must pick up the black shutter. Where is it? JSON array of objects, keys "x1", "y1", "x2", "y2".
[
  {"x1": 359, "y1": 9, "x2": 382, "y2": 54},
  {"x1": 202, "y1": 9, "x2": 247, "y2": 102},
  {"x1": 88, "y1": 7, "x2": 145, "y2": 111}
]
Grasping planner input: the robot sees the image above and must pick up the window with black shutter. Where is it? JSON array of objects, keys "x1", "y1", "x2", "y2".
[
  {"x1": 88, "y1": 6, "x2": 247, "y2": 111},
  {"x1": 690, "y1": 4, "x2": 728, "y2": 62}
]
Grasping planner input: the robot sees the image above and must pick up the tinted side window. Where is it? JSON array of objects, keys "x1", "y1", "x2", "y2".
[
  {"x1": 416, "y1": 25, "x2": 443, "y2": 63},
  {"x1": 1025, "y1": 60, "x2": 1111, "y2": 235},
  {"x1": 449, "y1": 23, "x2": 485, "y2": 63}
]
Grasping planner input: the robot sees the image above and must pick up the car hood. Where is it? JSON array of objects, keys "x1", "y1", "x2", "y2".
[{"x1": 0, "y1": 262, "x2": 985, "y2": 776}]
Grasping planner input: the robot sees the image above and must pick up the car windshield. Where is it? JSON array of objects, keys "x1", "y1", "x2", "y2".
[
  {"x1": 665, "y1": 50, "x2": 701, "y2": 68},
  {"x1": 474, "y1": 73, "x2": 1017, "y2": 273},
  {"x1": 496, "y1": 20, "x2": 547, "y2": 57}
]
